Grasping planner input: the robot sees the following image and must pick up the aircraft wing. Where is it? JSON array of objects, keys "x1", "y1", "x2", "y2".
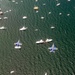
[
  {"x1": 14, "y1": 43, "x2": 17, "y2": 45},
  {"x1": 14, "y1": 42, "x2": 22, "y2": 45},
  {"x1": 48, "y1": 47, "x2": 52, "y2": 50},
  {"x1": 53, "y1": 47, "x2": 58, "y2": 50},
  {"x1": 50, "y1": 50, "x2": 55, "y2": 53}
]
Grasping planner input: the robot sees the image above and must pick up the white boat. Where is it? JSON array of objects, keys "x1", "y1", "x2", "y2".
[
  {"x1": 10, "y1": 71, "x2": 15, "y2": 74},
  {"x1": 15, "y1": 2, "x2": 18, "y2": 4},
  {"x1": 23, "y1": 16, "x2": 27, "y2": 19},
  {"x1": 51, "y1": 26, "x2": 55, "y2": 29},
  {"x1": 35, "y1": 0, "x2": 38, "y2": 2},
  {"x1": 36, "y1": 39, "x2": 44, "y2": 44},
  {"x1": 0, "y1": 11, "x2": 3, "y2": 15},
  {"x1": 67, "y1": 0, "x2": 70, "y2": 1},
  {"x1": 0, "y1": 8, "x2": 1, "y2": 11},
  {"x1": 36, "y1": 10, "x2": 39, "y2": 13},
  {"x1": 41, "y1": 17, "x2": 44, "y2": 19},
  {"x1": 9, "y1": 10, "x2": 11, "y2": 12},
  {"x1": 59, "y1": 13, "x2": 62, "y2": 15},
  {"x1": 0, "y1": 26, "x2": 6, "y2": 30},
  {"x1": 45, "y1": 72, "x2": 47, "y2": 75},
  {"x1": 35, "y1": 29, "x2": 38, "y2": 31},
  {"x1": 0, "y1": 17, "x2": 2, "y2": 20},
  {"x1": 67, "y1": 14, "x2": 70, "y2": 16},
  {"x1": 43, "y1": 3, "x2": 46, "y2": 6},
  {"x1": 45, "y1": 39, "x2": 53, "y2": 43},
  {"x1": 48, "y1": 12, "x2": 51, "y2": 14},
  {"x1": 14, "y1": 45, "x2": 21, "y2": 49},
  {"x1": 34, "y1": 6, "x2": 39, "y2": 10},
  {"x1": 56, "y1": 3, "x2": 60, "y2": 6},
  {"x1": 21, "y1": 1, "x2": 23, "y2": 2},
  {"x1": 12, "y1": 0, "x2": 15, "y2": 2},
  {"x1": 3, "y1": 17, "x2": 8, "y2": 19},
  {"x1": 19, "y1": 26, "x2": 28, "y2": 31}
]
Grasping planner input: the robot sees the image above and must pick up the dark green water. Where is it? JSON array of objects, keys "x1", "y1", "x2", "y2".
[{"x1": 0, "y1": 0, "x2": 75, "y2": 75}]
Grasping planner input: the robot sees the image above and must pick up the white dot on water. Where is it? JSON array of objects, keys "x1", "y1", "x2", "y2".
[
  {"x1": 56, "y1": 0, "x2": 58, "y2": 1},
  {"x1": 15, "y1": 2, "x2": 18, "y2": 4},
  {"x1": 36, "y1": 10, "x2": 39, "y2": 13},
  {"x1": 6, "y1": 10, "x2": 9, "y2": 12},
  {"x1": 35, "y1": 0, "x2": 38, "y2": 2},
  {"x1": 67, "y1": 0, "x2": 71, "y2": 1},
  {"x1": 3, "y1": 17, "x2": 8, "y2": 19},
  {"x1": 35, "y1": 29, "x2": 38, "y2": 31},
  {"x1": 45, "y1": 72, "x2": 47, "y2": 75},
  {"x1": 67, "y1": 14, "x2": 70, "y2": 16},
  {"x1": 56, "y1": 3, "x2": 60, "y2": 6},
  {"x1": 12, "y1": 0, "x2": 15, "y2": 2},
  {"x1": 10, "y1": 71, "x2": 15, "y2": 74},
  {"x1": 41, "y1": 17, "x2": 44, "y2": 19},
  {"x1": 51, "y1": 26, "x2": 55, "y2": 29},
  {"x1": 9, "y1": 10, "x2": 11, "y2": 12},
  {"x1": 59, "y1": 13, "x2": 62, "y2": 15},
  {"x1": 43, "y1": 3, "x2": 46, "y2": 6},
  {"x1": 0, "y1": 17, "x2": 2, "y2": 20},
  {"x1": 48, "y1": 12, "x2": 51, "y2": 14},
  {"x1": 21, "y1": 1, "x2": 23, "y2": 2}
]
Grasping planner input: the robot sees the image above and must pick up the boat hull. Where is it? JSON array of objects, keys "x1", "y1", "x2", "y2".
[{"x1": 14, "y1": 46, "x2": 21, "y2": 49}]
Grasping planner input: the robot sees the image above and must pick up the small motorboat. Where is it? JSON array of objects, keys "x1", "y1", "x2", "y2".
[
  {"x1": 45, "y1": 39, "x2": 53, "y2": 43},
  {"x1": 3, "y1": 17, "x2": 8, "y2": 19},
  {"x1": 41, "y1": 16, "x2": 44, "y2": 19},
  {"x1": 50, "y1": 26, "x2": 55, "y2": 29},
  {"x1": 45, "y1": 72, "x2": 47, "y2": 75},
  {"x1": 56, "y1": 3, "x2": 60, "y2": 6},
  {"x1": 36, "y1": 39, "x2": 44, "y2": 44},
  {"x1": 34, "y1": 6, "x2": 39, "y2": 10},
  {"x1": 23, "y1": 16, "x2": 27, "y2": 19},
  {"x1": 19, "y1": 26, "x2": 28, "y2": 31},
  {"x1": 0, "y1": 26, "x2": 6, "y2": 30},
  {"x1": 0, "y1": 11, "x2": 3, "y2": 15},
  {"x1": 0, "y1": 17, "x2": 2, "y2": 20},
  {"x1": 14, "y1": 45, "x2": 21, "y2": 49},
  {"x1": 10, "y1": 70, "x2": 15, "y2": 74}
]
